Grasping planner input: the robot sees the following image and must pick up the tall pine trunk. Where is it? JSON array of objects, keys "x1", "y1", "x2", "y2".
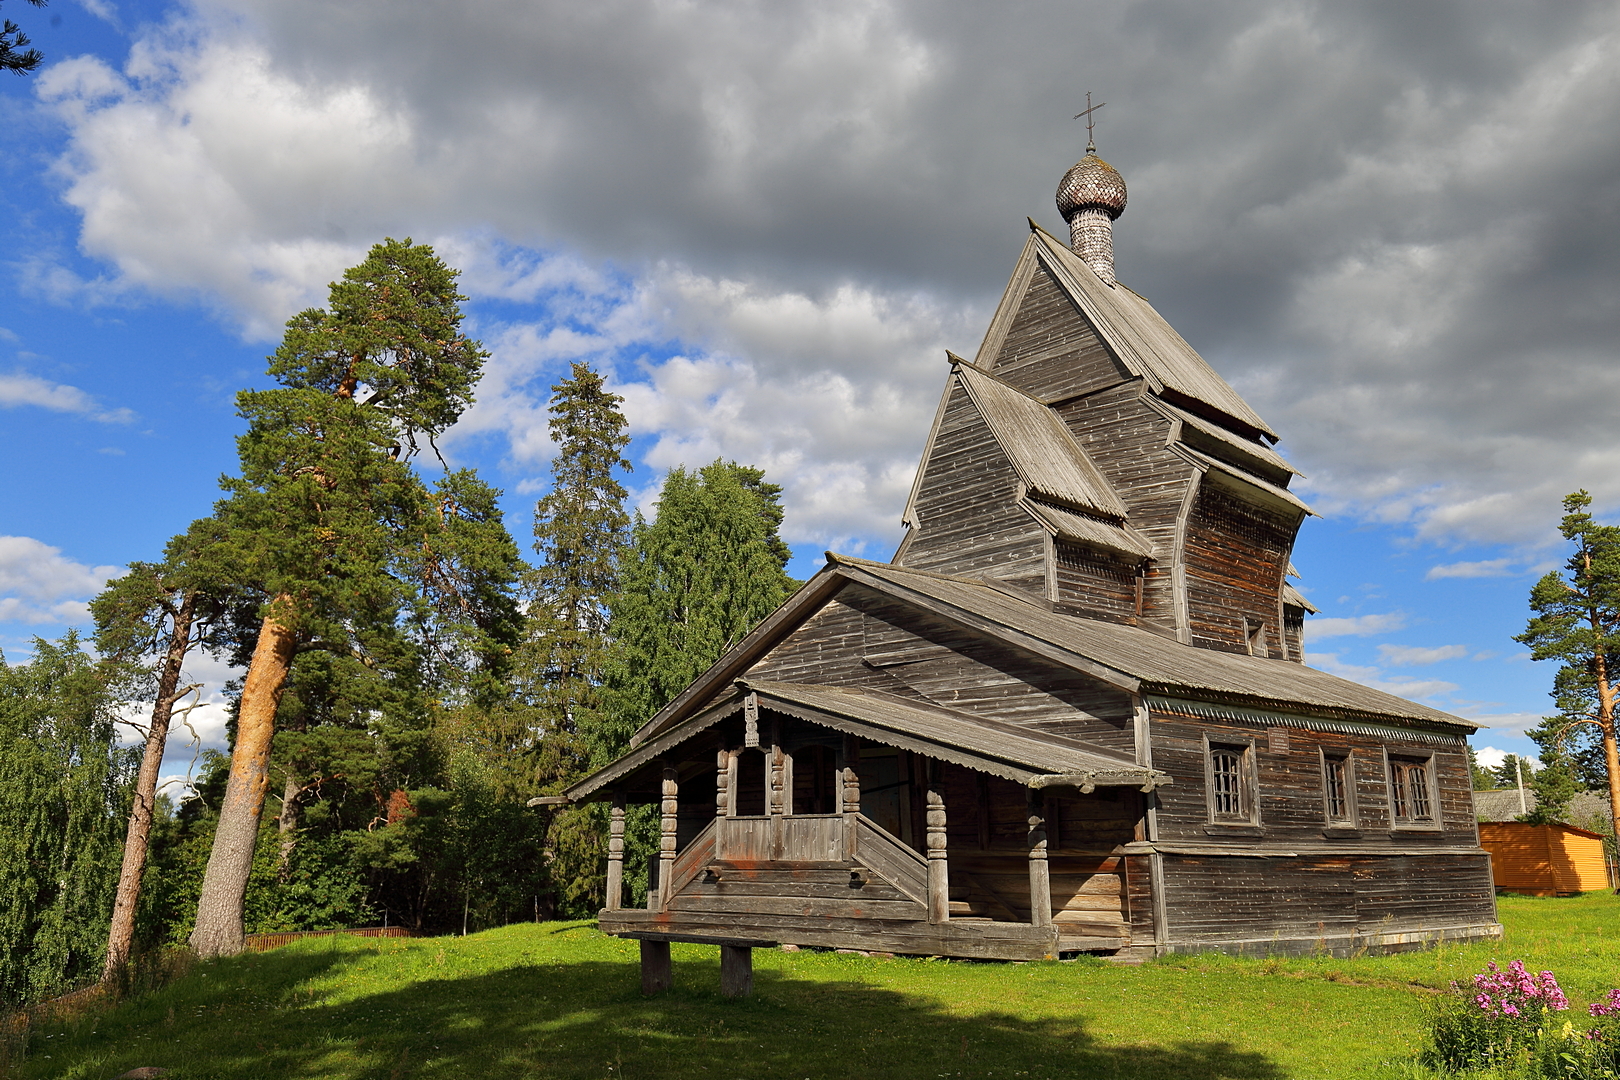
[
  {"x1": 103, "y1": 591, "x2": 197, "y2": 981},
  {"x1": 188, "y1": 608, "x2": 298, "y2": 958}
]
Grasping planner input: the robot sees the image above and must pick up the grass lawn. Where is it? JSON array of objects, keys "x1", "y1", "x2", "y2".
[{"x1": 10, "y1": 893, "x2": 1620, "y2": 1080}]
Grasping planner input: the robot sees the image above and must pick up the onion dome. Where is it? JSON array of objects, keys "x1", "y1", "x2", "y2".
[{"x1": 1056, "y1": 149, "x2": 1127, "y2": 222}]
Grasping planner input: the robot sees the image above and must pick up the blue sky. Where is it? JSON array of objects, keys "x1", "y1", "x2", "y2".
[{"x1": 6, "y1": 0, "x2": 1620, "y2": 787}]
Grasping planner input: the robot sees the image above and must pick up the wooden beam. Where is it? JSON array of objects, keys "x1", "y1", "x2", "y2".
[
  {"x1": 1028, "y1": 789, "x2": 1053, "y2": 929},
  {"x1": 640, "y1": 940, "x2": 672, "y2": 995},
  {"x1": 605, "y1": 793, "x2": 625, "y2": 912},
  {"x1": 719, "y1": 945, "x2": 753, "y2": 998},
  {"x1": 926, "y1": 761, "x2": 949, "y2": 925},
  {"x1": 657, "y1": 764, "x2": 678, "y2": 910}
]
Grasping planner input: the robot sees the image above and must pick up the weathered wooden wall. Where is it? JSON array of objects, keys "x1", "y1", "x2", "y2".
[
  {"x1": 1182, "y1": 484, "x2": 1296, "y2": 656},
  {"x1": 748, "y1": 583, "x2": 1137, "y2": 753},
  {"x1": 899, "y1": 381, "x2": 1048, "y2": 592},
  {"x1": 989, "y1": 263, "x2": 1132, "y2": 402}
]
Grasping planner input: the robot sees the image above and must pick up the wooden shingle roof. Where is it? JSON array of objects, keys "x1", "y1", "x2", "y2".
[
  {"x1": 1025, "y1": 227, "x2": 1279, "y2": 440},
  {"x1": 956, "y1": 363, "x2": 1128, "y2": 519}
]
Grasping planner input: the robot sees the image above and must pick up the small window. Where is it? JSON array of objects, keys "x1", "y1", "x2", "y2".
[
  {"x1": 1389, "y1": 755, "x2": 1436, "y2": 826},
  {"x1": 1322, "y1": 753, "x2": 1353, "y2": 824},
  {"x1": 1205, "y1": 740, "x2": 1256, "y2": 824},
  {"x1": 1244, "y1": 618, "x2": 1269, "y2": 658}
]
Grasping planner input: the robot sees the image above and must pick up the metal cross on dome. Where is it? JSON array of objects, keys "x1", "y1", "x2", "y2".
[{"x1": 1074, "y1": 93, "x2": 1105, "y2": 150}]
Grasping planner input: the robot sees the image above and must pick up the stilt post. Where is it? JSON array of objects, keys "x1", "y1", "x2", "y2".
[
  {"x1": 640, "y1": 940, "x2": 672, "y2": 995},
  {"x1": 719, "y1": 945, "x2": 754, "y2": 997}
]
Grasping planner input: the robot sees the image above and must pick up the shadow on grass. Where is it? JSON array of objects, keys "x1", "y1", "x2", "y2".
[{"x1": 23, "y1": 937, "x2": 1286, "y2": 1080}]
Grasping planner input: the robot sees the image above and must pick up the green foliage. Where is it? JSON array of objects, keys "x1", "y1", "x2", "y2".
[
  {"x1": 1469, "y1": 746, "x2": 1500, "y2": 791},
  {"x1": 1518, "y1": 492, "x2": 1620, "y2": 799},
  {"x1": 592, "y1": 459, "x2": 797, "y2": 761},
  {"x1": 1522, "y1": 754, "x2": 1581, "y2": 825},
  {"x1": 0, "y1": 0, "x2": 47, "y2": 75},
  {"x1": 0, "y1": 636, "x2": 134, "y2": 1006},
  {"x1": 1495, "y1": 753, "x2": 1538, "y2": 791}
]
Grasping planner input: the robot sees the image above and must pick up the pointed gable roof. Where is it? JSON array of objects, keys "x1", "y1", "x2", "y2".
[
  {"x1": 978, "y1": 228, "x2": 1278, "y2": 441},
  {"x1": 955, "y1": 362, "x2": 1128, "y2": 519}
]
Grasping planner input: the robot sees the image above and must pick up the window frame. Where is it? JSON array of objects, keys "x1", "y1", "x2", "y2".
[
  {"x1": 1203, "y1": 734, "x2": 1260, "y2": 828},
  {"x1": 1319, "y1": 748, "x2": 1357, "y2": 828},
  {"x1": 1384, "y1": 748, "x2": 1441, "y2": 831}
]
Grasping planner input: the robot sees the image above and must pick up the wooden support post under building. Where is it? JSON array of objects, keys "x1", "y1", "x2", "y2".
[
  {"x1": 605, "y1": 793, "x2": 625, "y2": 911},
  {"x1": 719, "y1": 945, "x2": 753, "y2": 997},
  {"x1": 1027, "y1": 788, "x2": 1052, "y2": 928},
  {"x1": 640, "y1": 940, "x2": 672, "y2": 995},
  {"x1": 926, "y1": 761, "x2": 949, "y2": 924},
  {"x1": 658, "y1": 764, "x2": 678, "y2": 910}
]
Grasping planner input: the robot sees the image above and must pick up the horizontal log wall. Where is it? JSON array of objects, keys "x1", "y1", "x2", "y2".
[
  {"x1": 748, "y1": 584, "x2": 1137, "y2": 752},
  {"x1": 1053, "y1": 542, "x2": 1139, "y2": 623},
  {"x1": 1148, "y1": 711, "x2": 1479, "y2": 846},
  {"x1": 1053, "y1": 384, "x2": 1186, "y2": 634},
  {"x1": 1183, "y1": 483, "x2": 1296, "y2": 656},
  {"x1": 900, "y1": 381, "x2": 1047, "y2": 590},
  {"x1": 1159, "y1": 852, "x2": 1497, "y2": 948}
]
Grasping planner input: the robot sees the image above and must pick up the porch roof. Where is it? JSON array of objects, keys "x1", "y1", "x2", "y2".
[{"x1": 564, "y1": 679, "x2": 1168, "y2": 802}]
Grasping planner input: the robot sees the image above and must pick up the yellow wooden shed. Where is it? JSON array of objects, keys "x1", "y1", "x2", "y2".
[{"x1": 1478, "y1": 822, "x2": 1610, "y2": 895}]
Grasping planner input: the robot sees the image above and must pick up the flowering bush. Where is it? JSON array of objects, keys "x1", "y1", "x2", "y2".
[{"x1": 1424, "y1": 961, "x2": 1620, "y2": 1077}]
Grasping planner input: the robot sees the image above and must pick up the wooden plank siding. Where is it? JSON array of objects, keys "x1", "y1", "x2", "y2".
[
  {"x1": 989, "y1": 263, "x2": 1135, "y2": 403},
  {"x1": 1479, "y1": 823, "x2": 1610, "y2": 895},
  {"x1": 1156, "y1": 852, "x2": 1496, "y2": 952},
  {"x1": 899, "y1": 381, "x2": 1048, "y2": 592},
  {"x1": 748, "y1": 584, "x2": 1138, "y2": 753}
]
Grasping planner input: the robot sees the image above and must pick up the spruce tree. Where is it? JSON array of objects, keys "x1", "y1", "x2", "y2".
[
  {"x1": 188, "y1": 239, "x2": 518, "y2": 957},
  {"x1": 596, "y1": 459, "x2": 797, "y2": 758},
  {"x1": 522, "y1": 361, "x2": 632, "y2": 784},
  {"x1": 1517, "y1": 490, "x2": 1620, "y2": 849}
]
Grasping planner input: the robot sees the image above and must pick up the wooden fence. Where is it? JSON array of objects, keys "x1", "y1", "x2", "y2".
[{"x1": 243, "y1": 926, "x2": 418, "y2": 952}]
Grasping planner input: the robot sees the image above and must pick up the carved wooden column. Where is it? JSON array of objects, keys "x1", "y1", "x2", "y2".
[
  {"x1": 840, "y1": 734, "x2": 861, "y2": 814},
  {"x1": 658, "y1": 763, "x2": 678, "y2": 909},
  {"x1": 715, "y1": 749, "x2": 731, "y2": 818},
  {"x1": 926, "y1": 761, "x2": 949, "y2": 924},
  {"x1": 1027, "y1": 788, "x2": 1052, "y2": 928},
  {"x1": 605, "y1": 792, "x2": 625, "y2": 911},
  {"x1": 839, "y1": 734, "x2": 861, "y2": 860}
]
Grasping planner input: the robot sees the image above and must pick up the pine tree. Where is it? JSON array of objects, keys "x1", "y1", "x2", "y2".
[
  {"x1": 1517, "y1": 490, "x2": 1620, "y2": 850},
  {"x1": 188, "y1": 239, "x2": 518, "y2": 958},
  {"x1": 1466, "y1": 746, "x2": 1498, "y2": 791}
]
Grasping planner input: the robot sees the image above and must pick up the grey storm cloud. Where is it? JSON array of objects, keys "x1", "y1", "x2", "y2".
[{"x1": 34, "y1": 0, "x2": 1620, "y2": 548}]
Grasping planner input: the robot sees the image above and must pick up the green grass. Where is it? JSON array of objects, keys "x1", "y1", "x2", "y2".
[{"x1": 11, "y1": 893, "x2": 1620, "y2": 1080}]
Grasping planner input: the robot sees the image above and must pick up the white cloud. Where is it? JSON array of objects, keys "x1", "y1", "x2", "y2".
[
  {"x1": 1307, "y1": 651, "x2": 1459, "y2": 701},
  {"x1": 1377, "y1": 643, "x2": 1470, "y2": 666},
  {"x1": 0, "y1": 536, "x2": 121, "y2": 626},
  {"x1": 1426, "y1": 559, "x2": 1516, "y2": 580},
  {"x1": 1472, "y1": 745, "x2": 1539, "y2": 772},
  {"x1": 0, "y1": 371, "x2": 134, "y2": 422},
  {"x1": 24, "y1": 0, "x2": 1620, "y2": 553},
  {"x1": 1303, "y1": 612, "x2": 1407, "y2": 642}
]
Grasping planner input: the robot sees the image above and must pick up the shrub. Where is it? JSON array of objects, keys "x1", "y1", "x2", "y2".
[{"x1": 1424, "y1": 961, "x2": 1620, "y2": 1077}]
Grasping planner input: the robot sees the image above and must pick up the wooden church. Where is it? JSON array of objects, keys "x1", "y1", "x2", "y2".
[{"x1": 562, "y1": 137, "x2": 1500, "y2": 989}]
